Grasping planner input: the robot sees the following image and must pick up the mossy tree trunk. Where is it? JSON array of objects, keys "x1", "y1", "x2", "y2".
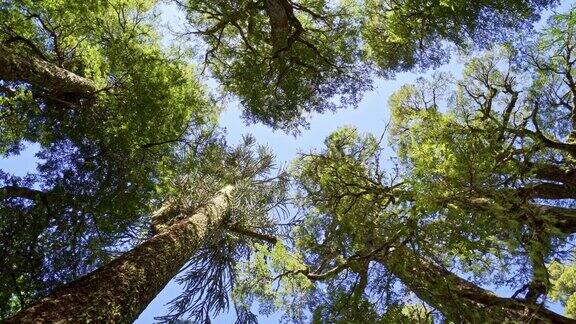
[
  {"x1": 6, "y1": 186, "x2": 234, "y2": 323},
  {"x1": 377, "y1": 246, "x2": 574, "y2": 323},
  {"x1": 0, "y1": 44, "x2": 97, "y2": 96}
]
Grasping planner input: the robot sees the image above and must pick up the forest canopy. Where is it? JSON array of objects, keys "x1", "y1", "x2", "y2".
[{"x1": 1, "y1": 0, "x2": 576, "y2": 323}]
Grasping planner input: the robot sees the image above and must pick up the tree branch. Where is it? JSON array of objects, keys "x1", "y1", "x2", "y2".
[
  {"x1": 227, "y1": 224, "x2": 278, "y2": 245},
  {"x1": 377, "y1": 245, "x2": 573, "y2": 323},
  {"x1": 0, "y1": 185, "x2": 49, "y2": 203},
  {"x1": 518, "y1": 182, "x2": 576, "y2": 200},
  {"x1": 0, "y1": 44, "x2": 98, "y2": 96}
]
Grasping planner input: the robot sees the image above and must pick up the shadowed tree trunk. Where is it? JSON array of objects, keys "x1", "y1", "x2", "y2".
[
  {"x1": 264, "y1": 0, "x2": 303, "y2": 55},
  {"x1": 0, "y1": 186, "x2": 50, "y2": 202},
  {"x1": 0, "y1": 44, "x2": 97, "y2": 96},
  {"x1": 6, "y1": 185, "x2": 234, "y2": 323},
  {"x1": 265, "y1": 0, "x2": 291, "y2": 52},
  {"x1": 377, "y1": 245, "x2": 574, "y2": 323}
]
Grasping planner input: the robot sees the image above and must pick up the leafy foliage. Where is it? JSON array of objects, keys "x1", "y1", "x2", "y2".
[
  {"x1": 176, "y1": 0, "x2": 556, "y2": 131},
  {"x1": 361, "y1": 0, "x2": 558, "y2": 73},
  {"x1": 177, "y1": 0, "x2": 371, "y2": 130},
  {"x1": 549, "y1": 253, "x2": 576, "y2": 318},
  {"x1": 0, "y1": 0, "x2": 217, "y2": 316},
  {"x1": 233, "y1": 7, "x2": 576, "y2": 322}
]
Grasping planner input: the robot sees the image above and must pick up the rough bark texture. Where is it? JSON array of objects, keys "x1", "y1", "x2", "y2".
[
  {"x1": 264, "y1": 0, "x2": 303, "y2": 54},
  {"x1": 0, "y1": 44, "x2": 97, "y2": 95},
  {"x1": 6, "y1": 185, "x2": 234, "y2": 323},
  {"x1": 150, "y1": 199, "x2": 179, "y2": 234},
  {"x1": 265, "y1": 0, "x2": 291, "y2": 51},
  {"x1": 530, "y1": 163, "x2": 576, "y2": 186},
  {"x1": 0, "y1": 186, "x2": 49, "y2": 202},
  {"x1": 378, "y1": 246, "x2": 575, "y2": 323}
]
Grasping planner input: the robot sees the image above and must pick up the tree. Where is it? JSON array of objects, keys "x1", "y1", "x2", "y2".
[
  {"x1": 5, "y1": 186, "x2": 235, "y2": 323},
  {"x1": 176, "y1": 0, "x2": 370, "y2": 130},
  {"x1": 6, "y1": 136, "x2": 288, "y2": 322},
  {"x1": 289, "y1": 128, "x2": 573, "y2": 322},
  {"x1": 229, "y1": 8, "x2": 576, "y2": 322},
  {"x1": 361, "y1": 0, "x2": 557, "y2": 72},
  {"x1": 549, "y1": 252, "x2": 576, "y2": 319},
  {"x1": 0, "y1": 0, "x2": 216, "y2": 315},
  {"x1": 1, "y1": 0, "x2": 572, "y2": 322},
  {"x1": 176, "y1": 0, "x2": 556, "y2": 130}
]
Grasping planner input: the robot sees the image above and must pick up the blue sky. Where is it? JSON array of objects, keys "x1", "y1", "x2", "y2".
[{"x1": 0, "y1": 1, "x2": 573, "y2": 323}]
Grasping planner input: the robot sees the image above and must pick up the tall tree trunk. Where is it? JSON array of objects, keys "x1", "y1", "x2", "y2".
[
  {"x1": 6, "y1": 185, "x2": 234, "y2": 323},
  {"x1": 265, "y1": 0, "x2": 291, "y2": 52},
  {"x1": 0, "y1": 44, "x2": 97, "y2": 96},
  {"x1": 376, "y1": 246, "x2": 574, "y2": 323}
]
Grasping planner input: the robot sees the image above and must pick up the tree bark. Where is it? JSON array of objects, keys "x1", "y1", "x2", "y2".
[
  {"x1": 0, "y1": 186, "x2": 49, "y2": 202},
  {"x1": 0, "y1": 44, "x2": 98, "y2": 96},
  {"x1": 265, "y1": 0, "x2": 291, "y2": 52},
  {"x1": 376, "y1": 245, "x2": 574, "y2": 323},
  {"x1": 5, "y1": 185, "x2": 234, "y2": 323},
  {"x1": 518, "y1": 182, "x2": 576, "y2": 200},
  {"x1": 529, "y1": 163, "x2": 576, "y2": 186}
]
